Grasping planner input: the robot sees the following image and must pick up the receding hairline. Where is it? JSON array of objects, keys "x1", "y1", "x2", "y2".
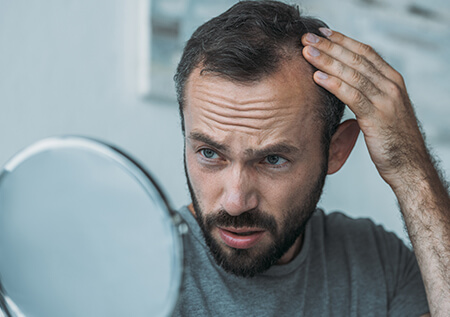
[
  {"x1": 182, "y1": 47, "x2": 318, "y2": 108},
  {"x1": 181, "y1": 51, "x2": 328, "y2": 147}
]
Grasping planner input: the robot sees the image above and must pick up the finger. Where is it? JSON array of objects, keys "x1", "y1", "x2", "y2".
[
  {"x1": 314, "y1": 29, "x2": 405, "y2": 88},
  {"x1": 313, "y1": 70, "x2": 375, "y2": 118},
  {"x1": 302, "y1": 45, "x2": 383, "y2": 104},
  {"x1": 301, "y1": 32, "x2": 391, "y2": 93}
]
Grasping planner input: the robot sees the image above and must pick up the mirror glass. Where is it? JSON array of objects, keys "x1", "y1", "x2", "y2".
[{"x1": 0, "y1": 136, "x2": 183, "y2": 317}]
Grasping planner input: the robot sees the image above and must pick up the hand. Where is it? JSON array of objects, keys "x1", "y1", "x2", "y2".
[
  {"x1": 300, "y1": 29, "x2": 450, "y2": 317},
  {"x1": 301, "y1": 28, "x2": 431, "y2": 190}
]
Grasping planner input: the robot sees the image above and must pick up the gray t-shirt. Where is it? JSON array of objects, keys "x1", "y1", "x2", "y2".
[{"x1": 172, "y1": 206, "x2": 429, "y2": 316}]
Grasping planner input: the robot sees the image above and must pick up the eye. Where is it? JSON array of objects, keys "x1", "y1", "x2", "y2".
[
  {"x1": 200, "y1": 148, "x2": 219, "y2": 159},
  {"x1": 264, "y1": 155, "x2": 288, "y2": 166}
]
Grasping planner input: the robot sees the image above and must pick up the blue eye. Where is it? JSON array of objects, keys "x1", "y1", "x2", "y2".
[
  {"x1": 264, "y1": 155, "x2": 287, "y2": 165},
  {"x1": 200, "y1": 149, "x2": 218, "y2": 159}
]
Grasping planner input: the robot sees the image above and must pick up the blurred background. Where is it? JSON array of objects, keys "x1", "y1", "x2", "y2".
[{"x1": 1, "y1": 0, "x2": 449, "y2": 245}]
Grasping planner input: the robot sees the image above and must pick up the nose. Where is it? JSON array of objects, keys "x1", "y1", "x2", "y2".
[{"x1": 220, "y1": 165, "x2": 258, "y2": 216}]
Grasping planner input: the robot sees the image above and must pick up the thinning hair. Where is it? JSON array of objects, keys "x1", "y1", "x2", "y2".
[{"x1": 174, "y1": 0, "x2": 345, "y2": 153}]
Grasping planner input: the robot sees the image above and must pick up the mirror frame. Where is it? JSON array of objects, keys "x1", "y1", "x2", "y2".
[{"x1": 0, "y1": 136, "x2": 185, "y2": 317}]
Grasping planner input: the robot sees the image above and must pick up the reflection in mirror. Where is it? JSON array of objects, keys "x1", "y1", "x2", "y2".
[{"x1": 0, "y1": 136, "x2": 184, "y2": 317}]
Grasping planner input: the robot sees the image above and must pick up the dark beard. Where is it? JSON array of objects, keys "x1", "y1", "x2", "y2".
[{"x1": 184, "y1": 155, "x2": 327, "y2": 278}]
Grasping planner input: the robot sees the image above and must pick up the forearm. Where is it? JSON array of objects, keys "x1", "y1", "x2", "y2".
[
  {"x1": 394, "y1": 160, "x2": 450, "y2": 317},
  {"x1": 299, "y1": 27, "x2": 449, "y2": 315}
]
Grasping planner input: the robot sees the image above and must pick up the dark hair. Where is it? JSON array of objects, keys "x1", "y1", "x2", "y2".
[{"x1": 174, "y1": 0, "x2": 345, "y2": 152}]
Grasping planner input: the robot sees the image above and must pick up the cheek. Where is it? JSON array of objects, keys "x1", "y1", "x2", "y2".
[
  {"x1": 185, "y1": 150, "x2": 222, "y2": 209},
  {"x1": 260, "y1": 179, "x2": 300, "y2": 212},
  {"x1": 185, "y1": 150, "x2": 202, "y2": 192},
  {"x1": 259, "y1": 165, "x2": 320, "y2": 211}
]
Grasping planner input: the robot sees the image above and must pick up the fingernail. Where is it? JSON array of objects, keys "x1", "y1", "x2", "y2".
[
  {"x1": 305, "y1": 33, "x2": 319, "y2": 44},
  {"x1": 308, "y1": 46, "x2": 320, "y2": 57},
  {"x1": 319, "y1": 27, "x2": 332, "y2": 37},
  {"x1": 316, "y1": 71, "x2": 328, "y2": 80}
]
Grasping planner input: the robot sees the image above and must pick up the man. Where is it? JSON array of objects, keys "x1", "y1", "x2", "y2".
[{"x1": 172, "y1": 1, "x2": 449, "y2": 316}]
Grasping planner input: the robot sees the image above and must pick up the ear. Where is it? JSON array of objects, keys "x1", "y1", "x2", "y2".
[{"x1": 327, "y1": 119, "x2": 360, "y2": 175}]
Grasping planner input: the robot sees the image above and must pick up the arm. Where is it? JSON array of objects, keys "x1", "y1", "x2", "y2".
[{"x1": 301, "y1": 29, "x2": 449, "y2": 316}]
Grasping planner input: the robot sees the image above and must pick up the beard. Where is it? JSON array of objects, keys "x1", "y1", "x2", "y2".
[{"x1": 184, "y1": 156, "x2": 328, "y2": 278}]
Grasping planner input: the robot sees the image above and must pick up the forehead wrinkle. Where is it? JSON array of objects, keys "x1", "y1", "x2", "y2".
[
  {"x1": 203, "y1": 117, "x2": 262, "y2": 131},
  {"x1": 192, "y1": 81, "x2": 294, "y2": 112},
  {"x1": 196, "y1": 96, "x2": 291, "y2": 115},
  {"x1": 185, "y1": 58, "x2": 322, "y2": 145},
  {"x1": 201, "y1": 109, "x2": 293, "y2": 133},
  {"x1": 192, "y1": 91, "x2": 315, "y2": 136},
  {"x1": 199, "y1": 101, "x2": 293, "y2": 121},
  {"x1": 193, "y1": 93, "x2": 297, "y2": 129},
  {"x1": 203, "y1": 121, "x2": 273, "y2": 136}
]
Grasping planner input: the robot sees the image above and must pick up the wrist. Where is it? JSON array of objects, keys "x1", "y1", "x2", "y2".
[{"x1": 389, "y1": 158, "x2": 443, "y2": 207}]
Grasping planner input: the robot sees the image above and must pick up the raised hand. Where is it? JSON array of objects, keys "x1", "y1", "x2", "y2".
[
  {"x1": 301, "y1": 28, "x2": 449, "y2": 317},
  {"x1": 301, "y1": 28, "x2": 430, "y2": 191}
]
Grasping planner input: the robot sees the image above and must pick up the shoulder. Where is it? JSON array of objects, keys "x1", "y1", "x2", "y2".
[
  {"x1": 309, "y1": 209, "x2": 415, "y2": 276},
  {"x1": 309, "y1": 210, "x2": 428, "y2": 316},
  {"x1": 312, "y1": 209, "x2": 402, "y2": 249},
  {"x1": 319, "y1": 209, "x2": 387, "y2": 233}
]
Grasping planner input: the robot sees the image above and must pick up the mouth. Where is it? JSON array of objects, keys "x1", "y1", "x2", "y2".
[{"x1": 217, "y1": 227, "x2": 266, "y2": 249}]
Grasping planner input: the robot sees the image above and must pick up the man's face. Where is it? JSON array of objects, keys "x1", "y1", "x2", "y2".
[{"x1": 183, "y1": 56, "x2": 327, "y2": 277}]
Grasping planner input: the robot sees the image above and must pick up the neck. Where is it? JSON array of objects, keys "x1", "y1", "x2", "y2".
[
  {"x1": 276, "y1": 234, "x2": 303, "y2": 265},
  {"x1": 188, "y1": 203, "x2": 196, "y2": 217}
]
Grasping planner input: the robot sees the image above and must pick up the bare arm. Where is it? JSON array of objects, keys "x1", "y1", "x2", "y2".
[{"x1": 301, "y1": 29, "x2": 449, "y2": 316}]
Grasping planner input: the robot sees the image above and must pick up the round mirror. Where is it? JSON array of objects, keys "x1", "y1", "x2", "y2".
[{"x1": 0, "y1": 136, "x2": 184, "y2": 317}]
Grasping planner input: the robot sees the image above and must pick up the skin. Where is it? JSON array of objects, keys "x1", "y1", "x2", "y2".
[
  {"x1": 301, "y1": 28, "x2": 449, "y2": 317},
  {"x1": 183, "y1": 56, "x2": 359, "y2": 266},
  {"x1": 181, "y1": 24, "x2": 447, "y2": 315}
]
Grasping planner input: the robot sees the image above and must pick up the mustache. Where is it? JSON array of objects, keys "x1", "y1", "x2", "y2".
[{"x1": 204, "y1": 209, "x2": 278, "y2": 235}]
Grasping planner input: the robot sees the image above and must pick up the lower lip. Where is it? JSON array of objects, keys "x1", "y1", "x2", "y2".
[{"x1": 218, "y1": 228, "x2": 265, "y2": 249}]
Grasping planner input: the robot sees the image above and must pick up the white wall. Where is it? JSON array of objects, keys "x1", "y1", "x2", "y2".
[
  {"x1": 0, "y1": 0, "x2": 187, "y2": 209},
  {"x1": 1, "y1": 0, "x2": 448, "y2": 246}
]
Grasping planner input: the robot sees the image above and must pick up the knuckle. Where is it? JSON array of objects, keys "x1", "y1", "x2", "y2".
[
  {"x1": 352, "y1": 89, "x2": 364, "y2": 105},
  {"x1": 362, "y1": 77, "x2": 375, "y2": 93},
  {"x1": 335, "y1": 62, "x2": 345, "y2": 76},
  {"x1": 333, "y1": 78, "x2": 344, "y2": 90},
  {"x1": 359, "y1": 43, "x2": 374, "y2": 55},
  {"x1": 387, "y1": 82, "x2": 403, "y2": 99},
  {"x1": 324, "y1": 39, "x2": 334, "y2": 51},
  {"x1": 326, "y1": 76, "x2": 344, "y2": 92},
  {"x1": 352, "y1": 91, "x2": 374, "y2": 116},
  {"x1": 366, "y1": 60, "x2": 381, "y2": 76},
  {"x1": 323, "y1": 56, "x2": 334, "y2": 67},
  {"x1": 350, "y1": 69, "x2": 362, "y2": 83},
  {"x1": 351, "y1": 53, "x2": 364, "y2": 67},
  {"x1": 391, "y1": 70, "x2": 405, "y2": 85}
]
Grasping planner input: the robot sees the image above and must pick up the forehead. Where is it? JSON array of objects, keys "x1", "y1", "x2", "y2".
[{"x1": 183, "y1": 56, "x2": 321, "y2": 148}]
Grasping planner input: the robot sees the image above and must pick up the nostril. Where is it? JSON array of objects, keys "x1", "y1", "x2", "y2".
[{"x1": 222, "y1": 191, "x2": 258, "y2": 217}]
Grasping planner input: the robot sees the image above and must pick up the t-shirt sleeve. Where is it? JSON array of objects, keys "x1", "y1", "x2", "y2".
[{"x1": 371, "y1": 224, "x2": 429, "y2": 317}]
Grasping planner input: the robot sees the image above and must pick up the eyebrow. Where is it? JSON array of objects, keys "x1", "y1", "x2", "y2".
[
  {"x1": 188, "y1": 132, "x2": 230, "y2": 153},
  {"x1": 188, "y1": 131, "x2": 301, "y2": 158},
  {"x1": 244, "y1": 143, "x2": 301, "y2": 158}
]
